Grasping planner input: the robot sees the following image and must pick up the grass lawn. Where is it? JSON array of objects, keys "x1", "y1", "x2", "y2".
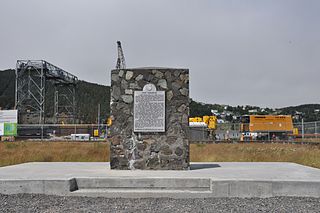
[
  {"x1": 190, "y1": 143, "x2": 320, "y2": 169},
  {"x1": 0, "y1": 142, "x2": 109, "y2": 167},
  {"x1": 1, "y1": 142, "x2": 320, "y2": 169}
]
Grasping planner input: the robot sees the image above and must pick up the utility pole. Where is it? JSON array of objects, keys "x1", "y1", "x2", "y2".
[
  {"x1": 97, "y1": 103, "x2": 100, "y2": 126},
  {"x1": 315, "y1": 121, "x2": 317, "y2": 138},
  {"x1": 301, "y1": 118, "x2": 304, "y2": 141},
  {"x1": 97, "y1": 103, "x2": 100, "y2": 135}
]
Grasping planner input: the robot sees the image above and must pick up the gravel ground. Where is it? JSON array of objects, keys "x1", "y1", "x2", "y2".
[{"x1": 1, "y1": 194, "x2": 320, "y2": 213}]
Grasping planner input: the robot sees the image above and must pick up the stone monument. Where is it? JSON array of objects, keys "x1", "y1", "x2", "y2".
[{"x1": 110, "y1": 68, "x2": 189, "y2": 170}]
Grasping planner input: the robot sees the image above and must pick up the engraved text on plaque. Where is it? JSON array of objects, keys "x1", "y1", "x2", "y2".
[{"x1": 134, "y1": 84, "x2": 165, "y2": 132}]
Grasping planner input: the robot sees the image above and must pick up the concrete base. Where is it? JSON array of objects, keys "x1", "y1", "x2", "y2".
[{"x1": 1, "y1": 162, "x2": 320, "y2": 198}]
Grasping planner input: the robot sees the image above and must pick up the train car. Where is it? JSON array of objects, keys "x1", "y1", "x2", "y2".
[{"x1": 240, "y1": 115, "x2": 294, "y2": 140}]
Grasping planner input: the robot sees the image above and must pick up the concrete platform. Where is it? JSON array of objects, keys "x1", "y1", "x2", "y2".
[{"x1": 1, "y1": 162, "x2": 320, "y2": 198}]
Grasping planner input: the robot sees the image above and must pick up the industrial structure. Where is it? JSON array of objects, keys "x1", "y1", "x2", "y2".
[
  {"x1": 189, "y1": 115, "x2": 217, "y2": 140},
  {"x1": 240, "y1": 115, "x2": 294, "y2": 140},
  {"x1": 189, "y1": 115, "x2": 217, "y2": 129},
  {"x1": 15, "y1": 60, "x2": 78, "y2": 124},
  {"x1": 115, "y1": 41, "x2": 126, "y2": 70}
]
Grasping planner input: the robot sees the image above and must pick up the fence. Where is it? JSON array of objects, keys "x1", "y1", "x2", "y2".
[
  {"x1": 5, "y1": 121, "x2": 320, "y2": 142},
  {"x1": 189, "y1": 121, "x2": 320, "y2": 143},
  {"x1": 15, "y1": 124, "x2": 108, "y2": 141},
  {"x1": 294, "y1": 121, "x2": 320, "y2": 138}
]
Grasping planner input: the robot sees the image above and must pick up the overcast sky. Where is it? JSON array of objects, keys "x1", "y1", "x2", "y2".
[{"x1": 0, "y1": 0, "x2": 319, "y2": 108}]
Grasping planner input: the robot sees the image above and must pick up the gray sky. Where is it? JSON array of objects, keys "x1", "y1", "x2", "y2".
[{"x1": 0, "y1": 0, "x2": 319, "y2": 108}]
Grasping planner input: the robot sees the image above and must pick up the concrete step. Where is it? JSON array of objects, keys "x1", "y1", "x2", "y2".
[
  {"x1": 70, "y1": 188, "x2": 213, "y2": 198},
  {"x1": 75, "y1": 177, "x2": 211, "y2": 192}
]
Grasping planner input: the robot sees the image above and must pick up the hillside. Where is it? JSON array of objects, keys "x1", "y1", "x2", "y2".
[
  {"x1": 280, "y1": 104, "x2": 320, "y2": 122},
  {"x1": 190, "y1": 99, "x2": 320, "y2": 122},
  {"x1": 0, "y1": 69, "x2": 110, "y2": 123}
]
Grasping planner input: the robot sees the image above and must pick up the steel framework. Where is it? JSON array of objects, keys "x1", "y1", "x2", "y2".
[
  {"x1": 16, "y1": 60, "x2": 78, "y2": 124},
  {"x1": 116, "y1": 41, "x2": 126, "y2": 69}
]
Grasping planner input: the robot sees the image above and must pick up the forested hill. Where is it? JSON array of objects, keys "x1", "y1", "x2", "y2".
[
  {"x1": 0, "y1": 69, "x2": 110, "y2": 123},
  {"x1": 0, "y1": 69, "x2": 15, "y2": 109},
  {"x1": 76, "y1": 80, "x2": 110, "y2": 123}
]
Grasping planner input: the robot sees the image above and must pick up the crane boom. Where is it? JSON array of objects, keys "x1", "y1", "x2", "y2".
[{"x1": 116, "y1": 41, "x2": 126, "y2": 69}]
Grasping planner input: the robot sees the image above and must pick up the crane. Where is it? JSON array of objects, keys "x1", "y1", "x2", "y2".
[{"x1": 116, "y1": 41, "x2": 126, "y2": 69}]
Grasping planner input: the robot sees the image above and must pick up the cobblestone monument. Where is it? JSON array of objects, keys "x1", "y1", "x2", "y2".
[{"x1": 110, "y1": 68, "x2": 189, "y2": 170}]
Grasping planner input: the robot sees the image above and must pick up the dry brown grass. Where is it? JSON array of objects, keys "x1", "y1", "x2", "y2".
[
  {"x1": 190, "y1": 143, "x2": 320, "y2": 168},
  {"x1": 0, "y1": 142, "x2": 109, "y2": 167},
  {"x1": 1, "y1": 142, "x2": 320, "y2": 169}
]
